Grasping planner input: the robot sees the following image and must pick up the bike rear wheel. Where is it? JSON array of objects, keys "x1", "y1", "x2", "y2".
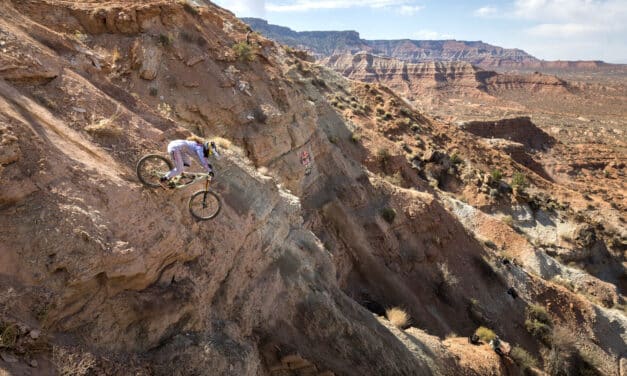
[
  {"x1": 136, "y1": 154, "x2": 173, "y2": 188},
  {"x1": 188, "y1": 190, "x2": 221, "y2": 220}
]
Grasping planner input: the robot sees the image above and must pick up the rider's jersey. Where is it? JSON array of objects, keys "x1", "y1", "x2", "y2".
[{"x1": 167, "y1": 140, "x2": 211, "y2": 172}]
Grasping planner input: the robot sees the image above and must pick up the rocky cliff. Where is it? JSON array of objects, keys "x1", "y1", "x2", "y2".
[
  {"x1": 243, "y1": 18, "x2": 622, "y2": 72},
  {"x1": 0, "y1": 1, "x2": 625, "y2": 376}
]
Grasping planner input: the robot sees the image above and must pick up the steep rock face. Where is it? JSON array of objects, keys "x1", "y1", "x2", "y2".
[
  {"x1": 366, "y1": 39, "x2": 537, "y2": 67},
  {"x1": 0, "y1": 1, "x2": 464, "y2": 374}
]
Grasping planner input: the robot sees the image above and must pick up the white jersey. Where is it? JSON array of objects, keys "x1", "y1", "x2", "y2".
[{"x1": 167, "y1": 140, "x2": 210, "y2": 172}]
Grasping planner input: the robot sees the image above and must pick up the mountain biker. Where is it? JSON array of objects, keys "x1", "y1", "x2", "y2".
[{"x1": 160, "y1": 135, "x2": 220, "y2": 187}]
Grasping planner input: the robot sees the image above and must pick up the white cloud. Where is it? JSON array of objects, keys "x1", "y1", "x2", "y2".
[
  {"x1": 413, "y1": 30, "x2": 454, "y2": 40},
  {"x1": 512, "y1": 0, "x2": 627, "y2": 31},
  {"x1": 527, "y1": 23, "x2": 607, "y2": 37},
  {"x1": 213, "y1": 0, "x2": 266, "y2": 16},
  {"x1": 474, "y1": 6, "x2": 497, "y2": 17},
  {"x1": 266, "y1": 0, "x2": 422, "y2": 12},
  {"x1": 398, "y1": 5, "x2": 424, "y2": 16}
]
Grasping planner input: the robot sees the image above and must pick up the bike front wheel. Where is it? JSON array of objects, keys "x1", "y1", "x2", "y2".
[
  {"x1": 136, "y1": 154, "x2": 173, "y2": 188},
  {"x1": 188, "y1": 190, "x2": 221, "y2": 220}
]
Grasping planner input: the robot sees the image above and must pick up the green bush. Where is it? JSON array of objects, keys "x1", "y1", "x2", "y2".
[
  {"x1": 232, "y1": 42, "x2": 255, "y2": 62},
  {"x1": 527, "y1": 304, "x2": 551, "y2": 324},
  {"x1": 399, "y1": 107, "x2": 412, "y2": 117},
  {"x1": 159, "y1": 33, "x2": 173, "y2": 46},
  {"x1": 511, "y1": 172, "x2": 528, "y2": 189},
  {"x1": 474, "y1": 326, "x2": 496, "y2": 342},
  {"x1": 381, "y1": 207, "x2": 396, "y2": 223},
  {"x1": 491, "y1": 169, "x2": 503, "y2": 182},
  {"x1": 450, "y1": 153, "x2": 462, "y2": 165},
  {"x1": 350, "y1": 132, "x2": 361, "y2": 143},
  {"x1": 377, "y1": 148, "x2": 390, "y2": 166},
  {"x1": 510, "y1": 346, "x2": 538, "y2": 372},
  {"x1": 525, "y1": 304, "x2": 553, "y2": 343},
  {"x1": 375, "y1": 107, "x2": 385, "y2": 116}
]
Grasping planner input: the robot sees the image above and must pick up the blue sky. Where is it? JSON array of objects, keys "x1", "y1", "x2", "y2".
[{"x1": 212, "y1": 0, "x2": 627, "y2": 63}]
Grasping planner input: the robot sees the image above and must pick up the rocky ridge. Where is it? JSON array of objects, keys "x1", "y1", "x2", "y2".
[{"x1": 244, "y1": 18, "x2": 623, "y2": 72}]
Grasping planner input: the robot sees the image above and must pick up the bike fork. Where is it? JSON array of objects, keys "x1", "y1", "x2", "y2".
[{"x1": 202, "y1": 179, "x2": 209, "y2": 208}]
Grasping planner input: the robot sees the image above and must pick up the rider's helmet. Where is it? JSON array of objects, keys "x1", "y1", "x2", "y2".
[{"x1": 203, "y1": 141, "x2": 217, "y2": 158}]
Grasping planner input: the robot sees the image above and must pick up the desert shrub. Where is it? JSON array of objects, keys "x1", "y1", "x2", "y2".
[
  {"x1": 374, "y1": 94, "x2": 384, "y2": 103},
  {"x1": 527, "y1": 304, "x2": 551, "y2": 324},
  {"x1": 380, "y1": 207, "x2": 396, "y2": 223},
  {"x1": 510, "y1": 346, "x2": 538, "y2": 373},
  {"x1": 491, "y1": 169, "x2": 503, "y2": 182},
  {"x1": 73, "y1": 30, "x2": 88, "y2": 43},
  {"x1": 525, "y1": 304, "x2": 552, "y2": 343},
  {"x1": 382, "y1": 112, "x2": 393, "y2": 120},
  {"x1": 450, "y1": 153, "x2": 462, "y2": 165},
  {"x1": 85, "y1": 112, "x2": 123, "y2": 137},
  {"x1": 377, "y1": 147, "x2": 390, "y2": 164},
  {"x1": 350, "y1": 132, "x2": 361, "y2": 143},
  {"x1": 232, "y1": 42, "x2": 255, "y2": 62},
  {"x1": 375, "y1": 107, "x2": 385, "y2": 116},
  {"x1": 327, "y1": 135, "x2": 338, "y2": 144},
  {"x1": 502, "y1": 215, "x2": 514, "y2": 226},
  {"x1": 474, "y1": 326, "x2": 496, "y2": 342},
  {"x1": 159, "y1": 33, "x2": 173, "y2": 46},
  {"x1": 395, "y1": 118, "x2": 411, "y2": 127},
  {"x1": 410, "y1": 123, "x2": 421, "y2": 133},
  {"x1": 511, "y1": 171, "x2": 528, "y2": 189},
  {"x1": 551, "y1": 275, "x2": 575, "y2": 291},
  {"x1": 149, "y1": 87, "x2": 158, "y2": 96},
  {"x1": 0, "y1": 323, "x2": 18, "y2": 348},
  {"x1": 399, "y1": 107, "x2": 412, "y2": 117},
  {"x1": 181, "y1": 1, "x2": 199, "y2": 16},
  {"x1": 386, "y1": 307, "x2": 409, "y2": 328}
]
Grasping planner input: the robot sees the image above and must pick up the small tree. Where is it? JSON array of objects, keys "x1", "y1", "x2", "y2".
[
  {"x1": 525, "y1": 304, "x2": 553, "y2": 343},
  {"x1": 232, "y1": 42, "x2": 255, "y2": 62},
  {"x1": 511, "y1": 172, "x2": 528, "y2": 190},
  {"x1": 474, "y1": 326, "x2": 496, "y2": 342}
]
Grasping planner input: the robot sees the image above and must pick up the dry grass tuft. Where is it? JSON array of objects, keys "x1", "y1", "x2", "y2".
[
  {"x1": 213, "y1": 137, "x2": 232, "y2": 150},
  {"x1": 474, "y1": 326, "x2": 496, "y2": 342},
  {"x1": 85, "y1": 111, "x2": 123, "y2": 137},
  {"x1": 386, "y1": 307, "x2": 409, "y2": 329}
]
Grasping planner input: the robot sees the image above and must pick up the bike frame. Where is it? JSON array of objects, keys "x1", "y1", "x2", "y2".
[{"x1": 170, "y1": 172, "x2": 213, "y2": 190}]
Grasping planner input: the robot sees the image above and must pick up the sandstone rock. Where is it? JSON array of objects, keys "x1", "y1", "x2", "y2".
[{"x1": 131, "y1": 37, "x2": 162, "y2": 80}]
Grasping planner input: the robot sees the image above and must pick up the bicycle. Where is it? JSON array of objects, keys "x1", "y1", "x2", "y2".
[{"x1": 136, "y1": 154, "x2": 221, "y2": 220}]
